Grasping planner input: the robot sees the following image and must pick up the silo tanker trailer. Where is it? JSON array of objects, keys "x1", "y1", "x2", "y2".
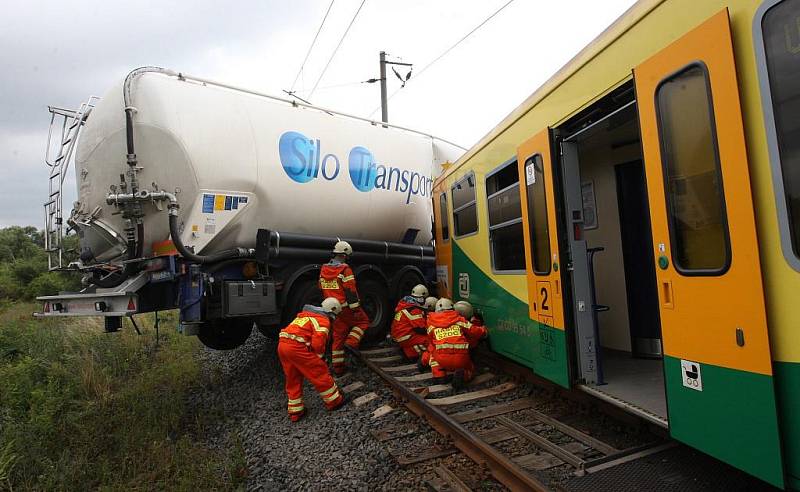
[{"x1": 35, "y1": 67, "x2": 464, "y2": 350}]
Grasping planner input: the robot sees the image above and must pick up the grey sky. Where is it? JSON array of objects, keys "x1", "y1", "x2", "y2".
[{"x1": 0, "y1": 0, "x2": 635, "y2": 227}]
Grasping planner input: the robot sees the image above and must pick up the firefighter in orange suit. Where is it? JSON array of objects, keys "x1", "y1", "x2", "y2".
[
  {"x1": 390, "y1": 284, "x2": 430, "y2": 360},
  {"x1": 319, "y1": 240, "x2": 370, "y2": 374},
  {"x1": 422, "y1": 298, "x2": 487, "y2": 389},
  {"x1": 454, "y1": 300, "x2": 486, "y2": 349},
  {"x1": 278, "y1": 297, "x2": 346, "y2": 422}
]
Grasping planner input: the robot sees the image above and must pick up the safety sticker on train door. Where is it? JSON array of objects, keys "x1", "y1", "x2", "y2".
[{"x1": 681, "y1": 359, "x2": 703, "y2": 391}]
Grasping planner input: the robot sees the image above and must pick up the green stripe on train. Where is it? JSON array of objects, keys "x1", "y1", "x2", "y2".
[
  {"x1": 663, "y1": 356, "x2": 784, "y2": 488},
  {"x1": 451, "y1": 241, "x2": 569, "y2": 388},
  {"x1": 776, "y1": 361, "x2": 800, "y2": 490}
]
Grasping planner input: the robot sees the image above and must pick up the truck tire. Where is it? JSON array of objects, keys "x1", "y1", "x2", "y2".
[
  {"x1": 197, "y1": 318, "x2": 253, "y2": 350},
  {"x1": 360, "y1": 278, "x2": 390, "y2": 346},
  {"x1": 284, "y1": 278, "x2": 323, "y2": 323},
  {"x1": 393, "y1": 269, "x2": 426, "y2": 301}
]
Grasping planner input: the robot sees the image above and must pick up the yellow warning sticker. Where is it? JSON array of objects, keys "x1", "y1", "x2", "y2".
[{"x1": 214, "y1": 195, "x2": 225, "y2": 211}]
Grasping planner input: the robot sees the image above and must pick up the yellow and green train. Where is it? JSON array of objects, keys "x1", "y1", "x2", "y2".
[{"x1": 432, "y1": 0, "x2": 799, "y2": 488}]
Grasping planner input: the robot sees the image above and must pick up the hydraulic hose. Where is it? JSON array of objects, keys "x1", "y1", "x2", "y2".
[{"x1": 168, "y1": 209, "x2": 252, "y2": 264}]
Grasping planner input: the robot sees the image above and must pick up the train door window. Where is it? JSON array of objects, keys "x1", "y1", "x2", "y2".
[
  {"x1": 655, "y1": 63, "x2": 731, "y2": 274},
  {"x1": 486, "y1": 158, "x2": 525, "y2": 272},
  {"x1": 439, "y1": 192, "x2": 450, "y2": 242},
  {"x1": 758, "y1": 0, "x2": 800, "y2": 266},
  {"x1": 452, "y1": 172, "x2": 478, "y2": 237},
  {"x1": 525, "y1": 154, "x2": 551, "y2": 274}
]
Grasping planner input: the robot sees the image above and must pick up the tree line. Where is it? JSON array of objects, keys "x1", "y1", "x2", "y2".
[{"x1": 0, "y1": 226, "x2": 81, "y2": 301}]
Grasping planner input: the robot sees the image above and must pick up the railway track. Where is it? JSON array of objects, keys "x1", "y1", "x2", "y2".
[{"x1": 347, "y1": 345, "x2": 672, "y2": 491}]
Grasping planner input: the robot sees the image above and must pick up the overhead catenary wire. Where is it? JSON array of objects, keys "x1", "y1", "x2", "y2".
[
  {"x1": 308, "y1": 0, "x2": 367, "y2": 99},
  {"x1": 299, "y1": 79, "x2": 370, "y2": 94},
  {"x1": 290, "y1": 0, "x2": 336, "y2": 93},
  {"x1": 367, "y1": 0, "x2": 515, "y2": 117}
]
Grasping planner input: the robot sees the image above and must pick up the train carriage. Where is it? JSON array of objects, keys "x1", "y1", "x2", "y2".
[{"x1": 432, "y1": 0, "x2": 799, "y2": 488}]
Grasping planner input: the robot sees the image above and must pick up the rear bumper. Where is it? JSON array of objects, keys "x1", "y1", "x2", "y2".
[{"x1": 34, "y1": 272, "x2": 148, "y2": 318}]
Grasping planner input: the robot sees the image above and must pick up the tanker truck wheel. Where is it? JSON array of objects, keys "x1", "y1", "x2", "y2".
[
  {"x1": 197, "y1": 318, "x2": 253, "y2": 350},
  {"x1": 359, "y1": 279, "x2": 390, "y2": 347}
]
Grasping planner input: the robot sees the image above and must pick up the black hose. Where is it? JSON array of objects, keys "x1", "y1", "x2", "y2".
[
  {"x1": 125, "y1": 108, "x2": 136, "y2": 166},
  {"x1": 168, "y1": 213, "x2": 252, "y2": 264}
]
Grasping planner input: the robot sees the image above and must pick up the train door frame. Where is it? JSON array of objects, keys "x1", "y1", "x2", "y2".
[{"x1": 558, "y1": 138, "x2": 600, "y2": 385}]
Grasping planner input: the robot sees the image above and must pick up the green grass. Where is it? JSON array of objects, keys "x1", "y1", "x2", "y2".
[{"x1": 0, "y1": 304, "x2": 247, "y2": 491}]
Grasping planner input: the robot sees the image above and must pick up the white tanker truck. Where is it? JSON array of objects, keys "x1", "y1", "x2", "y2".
[{"x1": 36, "y1": 67, "x2": 464, "y2": 350}]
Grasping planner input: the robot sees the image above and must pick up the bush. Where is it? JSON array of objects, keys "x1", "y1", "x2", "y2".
[
  {"x1": 0, "y1": 304, "x2": 246, "y2": 490},
  {"x1": 0, "y1": 227, "x2": 80, "y2": 301}
]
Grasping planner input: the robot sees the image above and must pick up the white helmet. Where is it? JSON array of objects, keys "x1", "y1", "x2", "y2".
[
  {"x1": 454, "y1": 300, "x2": 474, "y2": 319},
  {"x1": 435, "y1": 298, "x2": 454, "y2": 312},
  {"x1": 321, "y1": 297, "x2": 343, "y2": 316},
  {"x1": 411, "y1": 284, "x2": 429, "y2": 298},
  {"x1": 424, "y1": 297, "x2": 438, "y2": 311},
  {"x1": 332, "y1": 241, "x2": 353, "y2": 256}
]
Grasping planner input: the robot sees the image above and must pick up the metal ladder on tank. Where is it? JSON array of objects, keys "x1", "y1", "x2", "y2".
[{"x1": 43, "y1": 96, "x2": 99, "y2": 270}]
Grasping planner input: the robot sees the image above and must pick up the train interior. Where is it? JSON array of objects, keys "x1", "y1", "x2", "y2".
[{"x1": 560, "y1": 84, "x2": 667, "y2": 421}]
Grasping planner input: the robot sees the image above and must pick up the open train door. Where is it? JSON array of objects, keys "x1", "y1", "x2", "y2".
[
  {"x1": 516, "y1": 129, "x2": 570, "y2": 388},
  {"x1": 634, "y1": 9, "x2": 784, "y2": 487}
]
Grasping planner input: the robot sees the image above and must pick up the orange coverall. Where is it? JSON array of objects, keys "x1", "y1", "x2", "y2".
[
  {"x1": 277, "y1": 308, "x2": 344, "y2": 421},
  {"x1": 390, "y1": 296, "x2": 429, "y2": 359},
  {"x1": 422, "y1": 310, "x2": 487, "y2": 381},
  {"x1": 319, "y1": 259, "x2": 370, "y2": 373}
]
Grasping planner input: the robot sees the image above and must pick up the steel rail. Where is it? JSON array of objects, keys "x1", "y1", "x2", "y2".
[{"x1": 348, "y1": 347, "x2": 550, "y2": 492}]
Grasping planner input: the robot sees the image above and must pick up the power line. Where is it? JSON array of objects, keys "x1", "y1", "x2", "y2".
[
  {"x1": 309, "y1": 0, "x2": 367, "y2": 99},
  {"x1": 290, "y1": 0, "x2": 336, "y2": 93},
  {"x1": 299, "y1": 79, "x2": 370, "y2": 94},
  {"x1": 368, "y1": 0, "x2": 515, "y2": 117}
]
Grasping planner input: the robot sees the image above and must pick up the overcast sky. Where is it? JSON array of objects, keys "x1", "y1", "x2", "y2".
[{"x1": 0, "y1": 0, "x2": 636, "y2": 227}]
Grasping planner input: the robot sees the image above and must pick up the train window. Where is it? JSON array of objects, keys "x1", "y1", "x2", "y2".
[
  {"x1": 525, "y1": 154, "x2": 551, "y2": 275},
  {"x1": 761, "y1": 0, "x2": 800, "y2": 261},
  {"x1": 452, "y1": 173, "x2": 478, "y2": 237},
  {"x1": 439, "y1": 192, "x2": 450, "y2": 242},
  {"x1": 486, "y1": 158, "x2": 525, "y2": 272},
  {"x1": 655, "y1": 63, "x2": 731, "y2": 274}
]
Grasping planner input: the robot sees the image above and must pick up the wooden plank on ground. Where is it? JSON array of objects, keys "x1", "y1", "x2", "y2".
[
  {"x1": 393, "y1": 447, "x2": 457, "y2": 466},
  {"x1": 410, "y1": 372, "x2": 496, "y2": 395},
  {"x1": 381, "y1": 363, "x2": 419, "y2": 373},
  {"x1": 370, "y1": 424, "x2": 418, "y2": 442},
  {"x1": 427, "y1": 382, "x2": 517, "y2": 407},
  {"x1": 333, "y1": 372, "x2": 353, "y2": 384},
  {"x1": 497, "y1": 416, "x2": 584, "y2": 468},
  {"x1": 341, "y1": 381, "x2": 365, "y2": 393},
  {"x1": 361, "y1": 347, "x2": 400, "y2": 356},
  {"x1": 513, "y1": 442, "x2": 589, "y2": 471},
  {"x1": 528, "y1": 408, "x2": 618, "y2": 455},
  {"x1": 449, "y1": 397, "x2": 536, "y2": 424},
  {"x1": 372, "y1": 405, "x2": 395, "y2": 419},
  {"x1": 395, "y1": 372, "x2": 435, "y2": 382},
  {"x1": 370, "y1": 354, "x2": 404, "y2": 364},
  {"x1": 353, "y1": 392, "x2": 379, "y2": 407},
  {"x1": 435, "y1": 465, "x2": 473, "y2": 492}
]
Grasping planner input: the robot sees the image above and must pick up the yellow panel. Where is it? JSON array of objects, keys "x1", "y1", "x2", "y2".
[
  {"x1": 635, "y1": 9, "x2": 773, "y2": 376},
  {"x1": 213, "y1": 194, "x2": 225, "y2": 211},
  {"x1": 516, "y1": 129, "x2": 565, "y2": 331}
]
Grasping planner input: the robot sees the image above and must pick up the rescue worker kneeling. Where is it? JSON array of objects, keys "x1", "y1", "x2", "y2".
[
  {"x1": 278, "y1": 297, "x2": 346, "y2": 422},
  {"x1": 422, "y1": 298, "x2": 487, "y2": 389},
  {"x1": 454, "y1": 300, "x2": 486, "y2": 349},
  {"x1": 390, "y1": 284, "x2": 430, "y2": 360},
  {"x1": 319, "y1": 241, "x2": 371, "y2": 375}
]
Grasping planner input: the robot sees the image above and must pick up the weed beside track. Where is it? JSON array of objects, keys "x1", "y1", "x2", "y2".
[{"x1": 0, "y1": 303, "x2": 246, "y2": 491}]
